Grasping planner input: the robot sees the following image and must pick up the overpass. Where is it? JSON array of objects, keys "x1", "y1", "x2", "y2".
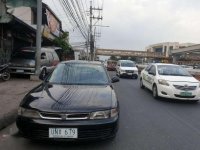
[
  {"x1": 172, "y1": 44, "x2": 200, "y2": 54},
  {"x1": 171, "y1": 44, "x2": 200, "y2": 64},
  {"x1": 96, "y1": 48, "x2": 168, "y2": 59}
]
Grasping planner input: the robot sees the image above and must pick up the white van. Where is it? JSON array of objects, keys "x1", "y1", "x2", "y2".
[{"x1": 116, "y1": 60, "x2": 138, "y2": 79}]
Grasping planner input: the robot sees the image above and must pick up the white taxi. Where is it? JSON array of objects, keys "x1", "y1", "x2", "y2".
[{"x1": 140, "y1": 63, "x2": 200, "y2": 101}]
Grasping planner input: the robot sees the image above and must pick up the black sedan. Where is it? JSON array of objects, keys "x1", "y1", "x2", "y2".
[{"x1": 16, "y1": 60, "x2": 120, "y2": 141}]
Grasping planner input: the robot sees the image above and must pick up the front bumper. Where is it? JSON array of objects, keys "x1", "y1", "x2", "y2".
[
  {"x1": 120, "y1": 71, "x2": 138, "y2": 77},
  {"x1": 16, "y1": 116, "x2": 119, "y2": 141},
  {"x1": 157, "y1": 84, "x2": 200, "y2": 100},
  {"x1": 9, "y1": 66, "x2": 35, "y2": 75}
]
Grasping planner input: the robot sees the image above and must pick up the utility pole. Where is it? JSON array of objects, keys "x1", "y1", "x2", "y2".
[
  {"x1": 35, "y1": 0, "x2": 42, "y2": 75},
  {"x1": 89, "y1": 1, "x2": 102, "y2": 61},
  {"x1": 89, "y1": 1, "x2": 93, "y2": 61}
]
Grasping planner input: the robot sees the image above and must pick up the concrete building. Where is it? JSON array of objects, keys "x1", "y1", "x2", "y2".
[
  {"x1": 145, "y1": 42, "x2": 195, "y2": 57},
  {"x1": 0, "y1": 1, "x2": 65, "y2": 64}
]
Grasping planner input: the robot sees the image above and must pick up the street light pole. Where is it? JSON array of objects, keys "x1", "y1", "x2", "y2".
[{"x1": 35, "y1": 0, "x2": 42, "y2": 75}]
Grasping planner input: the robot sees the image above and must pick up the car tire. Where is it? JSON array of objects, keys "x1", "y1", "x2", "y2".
[
  {"x1": 140, "y1": 78, "x2": 145, "y2": 89},
  {"x1": 133, "y1": 75, "x2": 138, "y2": 79},
  {"x1": 2, "y1": 71, "x2": 10, "y2": 81},
  {"x1": 153, "y1": 84, "x2": 159, "y2": 99}
]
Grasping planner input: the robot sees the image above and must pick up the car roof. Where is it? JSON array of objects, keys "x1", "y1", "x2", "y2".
[
  {"x1": 153, "y1": 63, "x2": 180, "y2": 66},
  {"x1": 118, "y1": 60, "x2": 134, "y2": 62},
  {"x1": 18, "y1": 47, "x2": 56, "y2": 52},
  {"x1": 61, "y1": 60, "x2": 103, "y2": 65}
]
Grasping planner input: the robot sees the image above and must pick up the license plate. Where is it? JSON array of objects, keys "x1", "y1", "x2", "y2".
[
  {"x1": 180, "y1": 92, "x2": 192, "y2": 96},
  {"x1": 16, "y1": 69, "x2": 24, "y2": 73},
  {"x1": 49, "y1": 128, "x2": 78, "y2": 138}
]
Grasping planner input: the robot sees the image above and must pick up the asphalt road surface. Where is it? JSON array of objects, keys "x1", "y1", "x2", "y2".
[{"x1": 1, "y1": 71, "x2": 200, "y2": 150}]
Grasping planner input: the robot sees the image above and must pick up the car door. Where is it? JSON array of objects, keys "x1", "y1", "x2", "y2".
[
  {"x1": 146, "y1": 65, "x2": 156, "y2": 90},
  {"x1": 142, "y1": 64, "x2": 152, "y2": 87}
]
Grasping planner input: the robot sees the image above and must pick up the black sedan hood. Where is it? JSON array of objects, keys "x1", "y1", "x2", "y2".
[{"x1": 21, "y1": 83, "x2": 115, "y2": 113}]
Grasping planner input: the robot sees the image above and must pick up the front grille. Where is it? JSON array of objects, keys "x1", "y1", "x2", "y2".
[
  {"x1": 40, "y1": 112, "x2": 90, "y2": 120},
  {"x1": 173, "y1": 85, "x2": 197, "y2": 91},
  {"x1": 174, "y1": 94, "x2": 195, "y2": 98},
  {"x1": 125, "y1": 70, "x2": 134, "y2": 73},
  {"x1": 78, "y1": 128, "x2": 114, "y2": 139}
]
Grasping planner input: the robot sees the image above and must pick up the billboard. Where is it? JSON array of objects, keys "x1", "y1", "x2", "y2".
[{"x1": 45, "y1": 9, "x2": 60, "y2": 37}]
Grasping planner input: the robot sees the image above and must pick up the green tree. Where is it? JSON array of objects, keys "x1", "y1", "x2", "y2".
[
  {"x1": 53, "y1": 32, "x2": 73, "y2": 60},
  {"x1": 109, "y1": 55, "x2": 118, "y2": 61}
]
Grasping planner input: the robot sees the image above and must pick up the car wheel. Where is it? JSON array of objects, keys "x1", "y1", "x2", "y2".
[
  {"x1": 2, "y1": 71, "x2": 10, "y2": 81},
  {"x1": 140, "y1": 78, "x2": 145, "y2": 89},
  {"x1": 153, "y1": 84, "x2": 159, "y2": 99},
  {"x1": 133, "y1": 75, "x2": 138, "y2": 79}
]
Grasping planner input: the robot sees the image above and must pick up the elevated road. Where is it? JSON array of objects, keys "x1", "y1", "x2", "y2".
[
  {"x1": 172, "y1": 44, "x2": 200, "y2": 54},
  {"x1": 96, "y1": 48, "x2": 168, "y2": 59}
]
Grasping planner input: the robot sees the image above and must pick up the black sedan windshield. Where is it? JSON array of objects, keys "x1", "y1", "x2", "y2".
[
  {"x1": 157, "y1": 65, "x2": 192, "y2": 76},
  {"x1": 48, "y1": 63, "x2": 109, "y2": 85}
]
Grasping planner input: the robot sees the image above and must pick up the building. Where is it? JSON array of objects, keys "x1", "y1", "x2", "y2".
[
  {"x1": 0, "y1": 1, "x2": 66, "y2": 64},
  {"x1": 145, "y1": 42, "x2": 195, "y2": 57}
]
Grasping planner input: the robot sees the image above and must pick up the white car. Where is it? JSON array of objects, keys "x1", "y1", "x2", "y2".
[
  {"x1": 140, "y1": 63, "x2": 200, "y2": 101},
  {"x1": 116, "y1": 60, "x2": 138, "y2": 79}
]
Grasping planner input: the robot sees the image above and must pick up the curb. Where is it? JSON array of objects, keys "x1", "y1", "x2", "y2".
[{"x1": 0, "y1": 108, "x2": 17, "y2": 130}]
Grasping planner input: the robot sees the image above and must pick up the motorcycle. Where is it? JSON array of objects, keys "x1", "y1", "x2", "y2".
[{"x1": 0, "y1": 64, "x2": 10, "y2": 81}]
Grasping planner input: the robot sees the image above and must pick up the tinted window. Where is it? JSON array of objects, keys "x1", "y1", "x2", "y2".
[
  {"x1": 12, "y1": 51, "x2": 35, "y2": 59},
  {"x1": 157, "y1": 65, "x2": 191, "y2": 76},
  {"x1": 145, "y1": 64, "x2": 152, "y2": 71},
  {"x1": 149, "y1": 65, "x2": 156, "y2": 75},
  {"x1": 52, "y1": 52, "x2": 59, "y2": 61},
  {"x1": 121, "y1": 61, "x2": 136, "y2": 67},
  {"x1": 49, "y1": 63, "x2": 109, "y2": 85}
]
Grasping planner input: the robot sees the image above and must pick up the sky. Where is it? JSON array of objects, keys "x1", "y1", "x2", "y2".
[{"x1": 43, "y1": 0, "x2": 200, "y2": 51}]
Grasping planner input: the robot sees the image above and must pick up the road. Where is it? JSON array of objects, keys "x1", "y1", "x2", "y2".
[{"x1": 1, "y1": 71, "x2": 200, "y2": 150}]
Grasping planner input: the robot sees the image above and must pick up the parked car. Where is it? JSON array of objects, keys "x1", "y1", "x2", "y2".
[
  {"x1": 193, "y1": 64, "x2": 200, "y2": 69},
  {"x1": 16, "y1": 60, "x2": 120, "y2": 141},
  {"x1": 106, "y1": 60, "x2": 117, "y2": 71},
  {"x1": 9, "y1": 47, "x2": 60, "y2": 76},
  {"x1": 116, "y1": 60, "x2": 138, "y2": 79},
  {"x1": 140, "y1": 63, "x2": 200, "y2": 101}
]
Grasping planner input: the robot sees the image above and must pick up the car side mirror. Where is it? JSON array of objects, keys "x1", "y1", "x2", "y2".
[
  {"x1": 39, "y1": 71, "x2": 47, "y2": 81},
  {"x1": 148, "y1": 71, "x2": 156, "y2": 76},
  {"x1": 111, "y1": 76, "x2": 120, "y2": 83}
]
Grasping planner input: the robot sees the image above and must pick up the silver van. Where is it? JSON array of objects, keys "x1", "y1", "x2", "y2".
[{"x1": 9, "y1": 47, "x2": 60, "y2": 75}]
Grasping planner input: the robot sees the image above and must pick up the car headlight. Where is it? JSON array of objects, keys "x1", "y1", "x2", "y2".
[
  {"x1": 90, "y1": 108, "x2": 118, "y2": 119},
  {"x1": 158, "y1": 79, "x2": 169, "y2": 86},
  {"x1": 18, "y1": 107, "x2": 41, "y2": 118},
  {"x1": 111, "y1": 108, "x2": 118, "y2": 118},
  {"x1": 29, "y1": 63, "x2": 35, "y2": 67}
]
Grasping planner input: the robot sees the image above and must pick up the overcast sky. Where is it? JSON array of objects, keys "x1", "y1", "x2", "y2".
[{"x1": 43, "y1": 0, "x2": 200, "y2": 50}]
